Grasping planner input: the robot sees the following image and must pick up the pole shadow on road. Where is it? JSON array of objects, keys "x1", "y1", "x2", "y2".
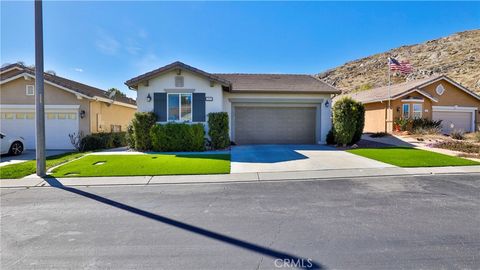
[{"x1": 43, "y1": 178, "x2": 324, "y2": 270}]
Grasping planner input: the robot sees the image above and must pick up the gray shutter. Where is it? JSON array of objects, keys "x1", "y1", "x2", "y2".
[
  {"x1": 192, "y1": 93, "x2": 206, "y2": 122},
  {"x1": 153, "y1": 93, "x2": 167, "y2": 122}
]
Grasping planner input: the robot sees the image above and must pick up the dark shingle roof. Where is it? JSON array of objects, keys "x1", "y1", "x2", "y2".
[
  {"x1": 214, "y1": 73, "x2": 340, "y2": 93},
  {"x1": 125, "y1": 61, "x2": 340, "y2": 94},
  {"x1": 1, "y1": 63, "x2": 136, "y2": 106}
]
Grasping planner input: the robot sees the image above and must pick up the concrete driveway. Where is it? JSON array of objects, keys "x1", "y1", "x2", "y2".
[
  {"x1": 231, "y1": 144, "x2": 393, "y2": 173},
  {"x1": 0, "y1": 150, "x2": 70, "y2": 167}
]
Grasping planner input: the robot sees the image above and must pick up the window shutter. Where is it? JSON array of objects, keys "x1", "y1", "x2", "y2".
[
  {"x1": 153, "y1": 93, "x2": 167, "y2": 122},
  {"x1": 192, "y1": 93, "x2": 206, "y2": 122}
]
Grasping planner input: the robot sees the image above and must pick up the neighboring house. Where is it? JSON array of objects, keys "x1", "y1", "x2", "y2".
[
  {"x1": 345, "y1": 75, "x2": 480, "y2": 134},
  {"x1": 0, "y1": 64, "x2": 137, "y2": 150},
  {"x1": 125, "y1": 61, "x2": 340, "y2": 144}
]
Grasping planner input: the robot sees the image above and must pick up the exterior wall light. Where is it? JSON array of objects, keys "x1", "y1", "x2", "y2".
[
  {"x1": 324, "y1": 100, "x2": 329, "y2": 108},
  {"x1": 146, "y1": 93, "x2": 152, "y2": 102},
  {"x1": 80, "y1": 110, "x2": 86, "y2": 119}
]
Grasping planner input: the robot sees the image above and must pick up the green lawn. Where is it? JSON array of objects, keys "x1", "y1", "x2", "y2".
[
  {"x1": 347, "y1": 147, "x2": 480, "y2": 167},
  {"x1": 51, "y1": 154, "x2": 231, "y2": 177},
  {"x1": 0, "y1": 152, "x2": 85, "y2": 179}
]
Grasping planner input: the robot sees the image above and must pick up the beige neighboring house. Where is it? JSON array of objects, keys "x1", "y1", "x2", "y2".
[
  {"x1": 345, "y1": 75, "x2": 480, "y2": 134},
  {"x1": 0, "y1": 63, "x2": 137, "y2": 150}
]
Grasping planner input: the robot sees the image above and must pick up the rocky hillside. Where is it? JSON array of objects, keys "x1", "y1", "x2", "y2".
[{"x1": 317, "y1": 29, "x2": 480, "y2": 94}]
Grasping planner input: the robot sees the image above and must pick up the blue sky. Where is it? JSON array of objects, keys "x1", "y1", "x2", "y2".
[{"x1": 1, "y1": 1, "x2": 479, "y2": 98}]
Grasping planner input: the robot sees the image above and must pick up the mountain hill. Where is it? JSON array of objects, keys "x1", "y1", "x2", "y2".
[{"x1": 317, "y1": 29, "x2": 480, "y2": 94}]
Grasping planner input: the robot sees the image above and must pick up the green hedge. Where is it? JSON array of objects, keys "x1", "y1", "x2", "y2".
[
  {"x1": 131, "y1": 112, "x2": 157, "y2": 151},
  {"x1": 81, "y1": 132, "x2": 127, "y2": 151},
  {"x1": 150, "y1": 123, "x2": 205, "y2": 152},
  {"x1": 332, "y1": 97, "x2": 365, "y2": 146},
  {"x1": 208, "y1": 112, "x2": 230, "y2": 149}
]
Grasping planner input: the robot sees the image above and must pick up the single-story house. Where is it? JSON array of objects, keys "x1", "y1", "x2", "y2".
[
  {"x1": 345, "y1": 75, "x2": 480, "y2": 134},
  {"x1": 0, "y1": 63, "x2": 137, "y2": 150},
  {"x1": 125, "y1": 61, "x2": 340, "y2": 144}
]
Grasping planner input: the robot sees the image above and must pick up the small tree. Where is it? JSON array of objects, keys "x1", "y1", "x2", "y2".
[
  {"x1": 350, "y1": 102, "x2": 365, "y2": 144},
  {"x1": 208, "y1": 112, "x2": 230, "y2": 149},
  {"x1": 106, "y1": 88, "x2": 127, "y2": 99},
  {"x1": 131, "y1": 112, "x2": 157, "y2": 150},
  {"x1": 332, "y1": 97, "x2": 360, "y2": 147},
  {"x1": 68, "y1": 131, "x2": 84, "y2": 152}
]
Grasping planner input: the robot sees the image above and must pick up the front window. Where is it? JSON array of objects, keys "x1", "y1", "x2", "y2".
[
  {"x1": 168, "y1": 93, "x2": 192, "y2": 122},
  {"x1": 402, "y1": 104, "x2": 410, "y2": 119},
  {"x1": 412, "y1": 104, "x2": 422, "y2": 119}
]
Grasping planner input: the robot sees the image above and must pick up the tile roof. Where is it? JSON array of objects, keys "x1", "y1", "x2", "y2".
[
  {"x1": 125, "y1": 61, "x2": 340, "y2": 94},
  {"x1": 344, "y1": 75, "x2": 445, "y2": 103},
  {"x1": 214, "y1": 73, "x2": 341, "y2": 94},
  {"x1": 1, "y1": 64, "x2": 136, "y2": 106}
]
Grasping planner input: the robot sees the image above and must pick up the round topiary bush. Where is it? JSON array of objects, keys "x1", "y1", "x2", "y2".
[{"x1": 332, "y1": 97, "x2": 364, "y2": 146}]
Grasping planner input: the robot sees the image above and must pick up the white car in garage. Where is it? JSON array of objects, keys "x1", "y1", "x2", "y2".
[{"x1": 0, "y1": 132, "x2": 25, "y2": 155}]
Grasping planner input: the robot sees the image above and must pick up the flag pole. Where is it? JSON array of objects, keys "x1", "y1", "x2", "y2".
[{"x1": 387, "y1": 57, "x2": 392, "y2": 133}]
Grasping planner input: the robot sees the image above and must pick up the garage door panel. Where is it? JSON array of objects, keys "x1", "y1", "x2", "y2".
[
  {"x1": 234, "y1": 107, "x2": 316, "y2": 144},
  {"x1": 1, "y1": 111, "x2": 78, "y2": 149},
  {"x1": 432, "y1": 111, "x2": 472, "y2": 134}
]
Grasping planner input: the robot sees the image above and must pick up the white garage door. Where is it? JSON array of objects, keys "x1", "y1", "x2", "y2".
[
  {"x1": 0, "y1": 107, "x2": 79, "y2": 149},
  {"x1": 432, "y1": 111, "x2": 473, "y2": 134}
]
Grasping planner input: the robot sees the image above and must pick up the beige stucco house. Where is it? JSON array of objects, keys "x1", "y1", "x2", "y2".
[
  {"x1": 346, "y1": 75, "x2": 480, "y2": 134},
  {"x1": 126, "y1": 61, "x2": 340, "y2": 144},
  {"x1": 0, "y1": 64, "x2": 137, "y2": 149}
]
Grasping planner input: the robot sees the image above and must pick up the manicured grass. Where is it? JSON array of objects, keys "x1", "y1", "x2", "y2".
[
  {"x1": 347, "y1": 147, "x2": 480, "y2": 167},
  {"x1": 51, "y1": 154, "x2": 231, "y2": 177},
  {"x1": 0, "y1": 152, "x2": 85, "y2": 179}
]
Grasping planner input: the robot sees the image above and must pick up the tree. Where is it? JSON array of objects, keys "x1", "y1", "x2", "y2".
[
  {"x1": 332, "y1": 97, "x2": 364, "y2": 147},
  {"x1": 106, "y1": 88, "x2": 127, "y2": 99}
]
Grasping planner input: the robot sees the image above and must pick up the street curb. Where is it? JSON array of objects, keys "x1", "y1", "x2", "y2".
[{"x1": 1, "y1": 166, "x2": 479, "y2": 189}]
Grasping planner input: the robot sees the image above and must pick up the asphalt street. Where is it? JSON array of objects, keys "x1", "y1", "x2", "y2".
[{"x1": 1, "y1": 174, "x2": 479, "y2": 270}]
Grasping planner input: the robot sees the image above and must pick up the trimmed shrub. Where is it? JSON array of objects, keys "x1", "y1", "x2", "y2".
[
  {"x1": 208, "y1": 112, "x2": 230, "y2": 149},
  {"x1": 81, "y1": 132, "x2": 127, "y2": 151},
  {"x1": 150, "y1": 123, "x2": 205, "y2": 152},
  {"x1": 326, "y1": 128, "x2": 336, "y2": 145},
  {"x1": 332, "y1": 97, "x2": 364, "y2": 146},
  {"x1": 350, "y1": 102, "x2": 365, "y2": 144},
  {"x1": 450, "y1": 130, "x2": 465, "y2": 140},
  {"x1": 131, "y1": 112, "x2": 157, "y2": 151},
  {"x1": 126, "y1": 124, "x2": 135, "y2": 149}
]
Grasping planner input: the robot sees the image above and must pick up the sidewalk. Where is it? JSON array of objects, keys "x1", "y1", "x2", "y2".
[{"x1": 1, "y1": 166, "x2": 479, "y2": 188}]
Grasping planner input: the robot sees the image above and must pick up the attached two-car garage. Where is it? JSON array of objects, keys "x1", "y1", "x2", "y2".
[
  {"x1": 233, "y1": 105, "x2": 320, "y2": 145},
  {"x1": 432, "y1": 106, "x2": 476, "y2": 134}
]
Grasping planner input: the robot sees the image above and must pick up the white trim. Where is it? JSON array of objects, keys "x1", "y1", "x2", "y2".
[
  {"x1": 1, "y1": 72, "x2": 137, "y2": 109},
  {"x1": 432, "y1": 106, "x2": 477, "y2": 112},
  {"x1": 401, "y1": 99, "x2": 424, "y2": 103},
  {"x1": 0, "y1": 66, "x2": 23, "y2": 74},
  {"x1": 0, "y1": 104, "x2": 80, "y2": 111},
  {"x1": 228, "y1": 98, "x2": 324, "y2": 104},
  {"x1": 166, "y1": 93, "x2": 192, "y2": 122},
  {"x1": 93, "y1": 96, "x2": 137, "y2": 109},
  {"x1": 26, "y1": 85, "x2": 35, "y2": 96},
  {"x1": 395, "y1": 89, "x2": 438, "y2": 102},
  {"x1": 0, "y1": 73, "x2": 92, "y2": 100},
  {"x1": 432, "y1": 106, "x2": 477, "y2": 132},
  {"x1": 402, "y1": 103, "x2": 410, "y2": 118},
  {"x1": 417, "y1": 76, "x2": 480, "y2": 101},
  {"x1": 412, "y1": 103, "x2": 422, "y2": 119}
]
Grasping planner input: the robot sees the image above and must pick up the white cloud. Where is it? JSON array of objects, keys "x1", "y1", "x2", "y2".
[
  {"x1": 74, "y1": 68, "x2": 83, "y2": 72},
  {"x1": 138, "y1": 29, "x2": 148, "y2": 39},
  {"x1": 125, "y1": 38, "x2": 142, "y2": 55},
  {"x1": 134, "y1": 52, "x2": 160, "y2": 72},
  {"x1": 95, "y1": 29, "x2": 120, "y2": 55}
]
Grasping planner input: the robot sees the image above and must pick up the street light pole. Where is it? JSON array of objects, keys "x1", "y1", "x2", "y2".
[{"x1": 35, "y1": 0, "x2": 46, "y2": 177}]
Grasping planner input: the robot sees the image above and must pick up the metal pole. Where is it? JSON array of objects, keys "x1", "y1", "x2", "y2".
[
  {"x1": 387, "y1": 57, "x2": 392, "y2": 133},
  {"x1": 35, "y1": 0, "x2": 46, "y2": 177}
]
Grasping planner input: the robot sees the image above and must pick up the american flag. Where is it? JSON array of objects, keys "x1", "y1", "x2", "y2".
[{"x1": 388, "y1": 57, "x2": 413, "y2": 74}]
